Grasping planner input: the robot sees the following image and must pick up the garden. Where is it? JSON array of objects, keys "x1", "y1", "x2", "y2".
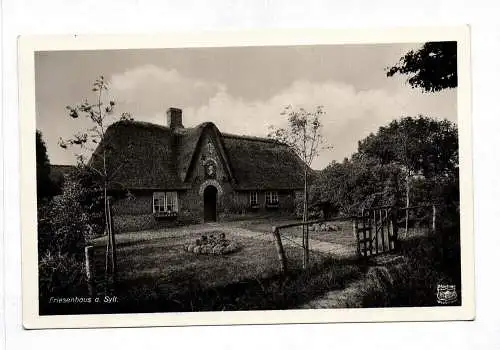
[{"x1": 40, "y1": 225, "x2": 365, "y2": 314}]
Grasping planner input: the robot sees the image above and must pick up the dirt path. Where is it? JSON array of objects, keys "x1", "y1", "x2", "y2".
[{"x1": 212, "y1": 222, "x2": 357, "y2": 259}]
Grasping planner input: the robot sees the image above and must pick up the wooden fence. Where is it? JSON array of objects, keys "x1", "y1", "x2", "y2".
[{"x1": 271, "y1": 204, "x2": 437, "y2": 274}]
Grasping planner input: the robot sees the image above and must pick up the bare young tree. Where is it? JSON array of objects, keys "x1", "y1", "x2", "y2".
[
  {"x1": 59, "y1": 75, "x2": 133, "y2": 286},
  {"x1": 268, "y1": 105, "x2": 328, "y2": 269}
]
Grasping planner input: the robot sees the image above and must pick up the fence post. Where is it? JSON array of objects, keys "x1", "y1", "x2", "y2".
[
  {"x1": 85, "y1": 245, "x2": 95, "y2": 297},
  {"x1": 391, "y1": 207, "x2": 399, "y2": 251},
  {"x1": 109, "y1": 197, "x2": 117, "y2": 278},
  {"x1": 271, "y1": 226, "x2": 288, "y2": 275},
  {"x1": 432, "y1": 204, "x2": 437, "y2": 234},
  {"x1": 353, "y1": 218, "x2": 360, "y2": 257}
]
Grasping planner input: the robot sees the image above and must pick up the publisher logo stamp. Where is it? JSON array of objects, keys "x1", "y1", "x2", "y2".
[{"x1": 436, "y1": 284, "x2": 458, "y2": 305}]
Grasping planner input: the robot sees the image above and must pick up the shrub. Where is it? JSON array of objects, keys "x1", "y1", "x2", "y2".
[
  {"x1": 68, "y1": 167, "x2": 106, "y2": 239},
  {"x1": 37, "y1": 178, "x2": 91, "y2": 259},
  {"x1": 39, "y1": 250, "x2": 86, "y2": 299}
]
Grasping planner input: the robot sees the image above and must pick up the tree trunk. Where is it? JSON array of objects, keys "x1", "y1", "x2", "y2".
[
  {"x1": 104, "y1": 184, "x2": 110, "y2": 287},
  {"x1": 405, "y1": 171, "x2": 410, "y2": 237},
  {"x1": 302, "y1": 167, "x2": 309, "y2": 270}
]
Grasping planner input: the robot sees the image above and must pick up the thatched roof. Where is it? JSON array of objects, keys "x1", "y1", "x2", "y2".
[
  {"x1": 222, "y1": 134, "x2": 305, "y2": 190},
  {"x1": 89, "y1": 120, "x2": 306, "y2": 191}
]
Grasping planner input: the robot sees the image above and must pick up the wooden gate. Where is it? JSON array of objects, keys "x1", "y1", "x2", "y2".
[{"x1": 353, "y1": 206, "x2": 399, "y2": 258}]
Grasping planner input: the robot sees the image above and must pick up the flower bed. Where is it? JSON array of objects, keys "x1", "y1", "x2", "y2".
[{"x1": 183, "y1": 232, "x2": 241, "y2": 255}]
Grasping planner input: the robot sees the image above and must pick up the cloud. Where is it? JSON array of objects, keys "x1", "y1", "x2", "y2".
[
  {"x1": 108, "y1": 65, "x2": 456, "y2": 170},
  {"x1": 184, "y1": 80, "x2": 456, "y2": 169},
  {"x1": 109, "y1": 64, "x2": 224, "y2": 116}
]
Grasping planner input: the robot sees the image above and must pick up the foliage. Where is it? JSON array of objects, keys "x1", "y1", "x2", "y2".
[
  {"x1": 37, "y1": 178, "x2": 91, "y2": 258},
  {"x1": 69, "y1": 166, "x2": 106, "y2": 238},
  {"x1": 36, "y1": 130, "x2": 55, "y2": 201},
  {"x1": 310, "y1": 156, "x2": 402, "y2": 216},
  {"x1": 37, "y1": 176, "x2": 91, "y2": 301},
  {"x1": 357, "y1": 116, "x2": 458, "y2": 179},
  {"x1": 39, "y1": 251, "x2": 86, "y2": 299},
  {"x1": 268, "y1": 105, "x2": 327, "y2": 168},
  {"x1": 60, "y1": 76, "x2": 133, "y2": 158},
  {"x1": 387, "y1": 41, "x2": 457, "y2": 93},
  {"x1": 59, "y1": 75, "x2": 133, "y2": 190},
  {"x1": 362, "y1": 235, "x2": 461, "y2": 307},
  {"x1": 310, "y1": 116, "x2": 459, "y2": 223},
  {"x1": 357, "y1": 115, "x2": 458, "y2": 220}
]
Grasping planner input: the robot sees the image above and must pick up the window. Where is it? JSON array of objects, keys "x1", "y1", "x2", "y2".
[
  {"x1": 265, "y1": 191, "x2": 279, "y2": 205},
  {"x1": 153, "y1": 192, "x2": 178, "y2": 213},
  {"x1": 153, "y1": 192, "x2": 165, "y2": 213},
  {"x1": 249, "y1": 191, "x2": 258, "y2": 206},
  {"x1": 165, "y1": 192, "x2": 178, "y2": 212}
]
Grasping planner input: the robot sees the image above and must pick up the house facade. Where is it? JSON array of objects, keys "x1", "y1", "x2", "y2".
[{"x1": 91, "y1": 108, "x2": 306, "y2": 232}]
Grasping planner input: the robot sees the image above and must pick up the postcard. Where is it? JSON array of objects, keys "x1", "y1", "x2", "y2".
[{"x1": 18, "y1": 26, "x2": 474, "y2": 329}]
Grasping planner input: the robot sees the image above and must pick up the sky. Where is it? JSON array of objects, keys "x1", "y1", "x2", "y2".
[{"x1": 35, "y1": 44, "x2": 457, "y2": 170}]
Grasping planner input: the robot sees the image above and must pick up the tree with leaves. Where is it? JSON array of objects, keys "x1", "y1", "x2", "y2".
[
  {"x1": 60, "y1": 75, "x2": 133, "y2": 284},
  {"x1": 357, "y1": 116, "x2": 458, "y2": 234},
  {"x1": 36, "y1": 130, "x2": 55, "y2": 201},
  {"x1": 310, "y1": 156, "x2": 402, "y2": 217},
  {"x1": 268, "y1": 105, "x2": 328, "y2": 269},
  {"x1": 387, "y1": 41, "x2": 457, "y2": 93}
]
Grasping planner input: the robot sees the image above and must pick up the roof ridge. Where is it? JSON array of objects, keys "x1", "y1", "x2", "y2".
[
  {"x1": 110, "y1": 119, "x2": 172, "y2": 131},
  {"x1": 110, "y1": 120, "x2": 277, "y2": 144},
  {"x1": 110, "y1": 119, "x2": 213, "y2": 133},
  {"x1": 221, "y1": 132, "x2": 278, "y2": 144}
]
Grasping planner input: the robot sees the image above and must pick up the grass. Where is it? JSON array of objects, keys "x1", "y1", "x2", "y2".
[
  {"x1": 40, "y1": 227, "x2": 364, "y2": 314},
  {"x1": 113, "y1": 231, "x2": 321, "y2": 291},
  {"x1": 236, "y1": 217, "x2": 358, "y2": 248},
  {"x1": 301, "y1": 235, "x2": 462, "y2": 309},
  {"x1": 39, "y1": 218, "x2": 460, "y2": 315}
]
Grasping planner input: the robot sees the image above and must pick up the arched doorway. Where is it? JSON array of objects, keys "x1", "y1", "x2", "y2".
[{"x1": 203, "y1": 185, "x2": 217, "y2": 222}]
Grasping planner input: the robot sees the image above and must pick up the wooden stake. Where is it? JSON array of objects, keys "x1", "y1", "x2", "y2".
[
  {"x1": 272, "y1": 227, "x2": 288, "y2": 274},
  {"x1": 362, "y1": 211, "x2": 367, "y2": 258},
  {"x1": 432, "y1": 204, "x2": 437, "y2": 234},
  {"x1": 381, "y1": 210, "x2": 386, "y2": 252},
  {"x1": 109, "y1": 197, "x2": 117, "y2": 278},
  {"x1": 85, "y1": 245, "x2": 95, "y2": 297},
  {"x1": 353, "y1": 218, "x2": 361, "y2": 257}
]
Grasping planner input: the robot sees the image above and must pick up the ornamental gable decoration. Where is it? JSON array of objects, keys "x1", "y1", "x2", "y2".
[{"x1": 202, "y1": 140, "x2": 218, "y2": 179}]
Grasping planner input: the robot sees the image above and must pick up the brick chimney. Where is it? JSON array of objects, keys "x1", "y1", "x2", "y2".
[{"x1": 167, "y1": 107, "x2": 184, "y2": 129}]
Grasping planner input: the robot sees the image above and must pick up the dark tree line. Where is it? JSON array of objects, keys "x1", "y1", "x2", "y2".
[
  {"x1": 36, "y1": 130, "x2": 57, "y2": 201},
  {"x1": 310, "y1": 116, "x2": 459, "y2": 226}
]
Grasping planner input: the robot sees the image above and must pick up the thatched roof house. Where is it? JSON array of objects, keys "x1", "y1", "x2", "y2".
[{"x1": 90, "y1": 108, "x2": 306, "y2": 231}]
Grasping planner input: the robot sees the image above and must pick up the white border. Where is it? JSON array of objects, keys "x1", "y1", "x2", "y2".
[{"x1": 18, "y1": 26, "x2": 474, "y2": 329}]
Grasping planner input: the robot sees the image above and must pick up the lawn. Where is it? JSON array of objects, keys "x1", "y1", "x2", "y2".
[
  {"x1": 110, "y1": 230, "x2": 323, "y2": 291},
  {"x1": 38, "y1": 219, "x2": 450, "y2": 315},
  {"x1": 59, "y1": 227, "x2": 362, "y2": 314},
  {"x1": 235, "y1": 216, "x2": 430, "y2": 246},
  {"x1": 235, "y1": 216, "x2": 357, "y2": 246}
]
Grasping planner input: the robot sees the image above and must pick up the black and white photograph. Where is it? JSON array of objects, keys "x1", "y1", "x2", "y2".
[{"x1": 19, "y1": 28, "x2": 474, "y2": 328}]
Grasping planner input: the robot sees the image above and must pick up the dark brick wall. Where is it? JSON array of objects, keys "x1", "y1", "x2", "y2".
[{"x1": 113, "y1": 188, "x2": 301, "y2": 232}]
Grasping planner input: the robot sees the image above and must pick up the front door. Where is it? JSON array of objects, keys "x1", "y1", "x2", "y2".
[{"x1": 203, "y1": 185, "x2": 217, "y2": 222}]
